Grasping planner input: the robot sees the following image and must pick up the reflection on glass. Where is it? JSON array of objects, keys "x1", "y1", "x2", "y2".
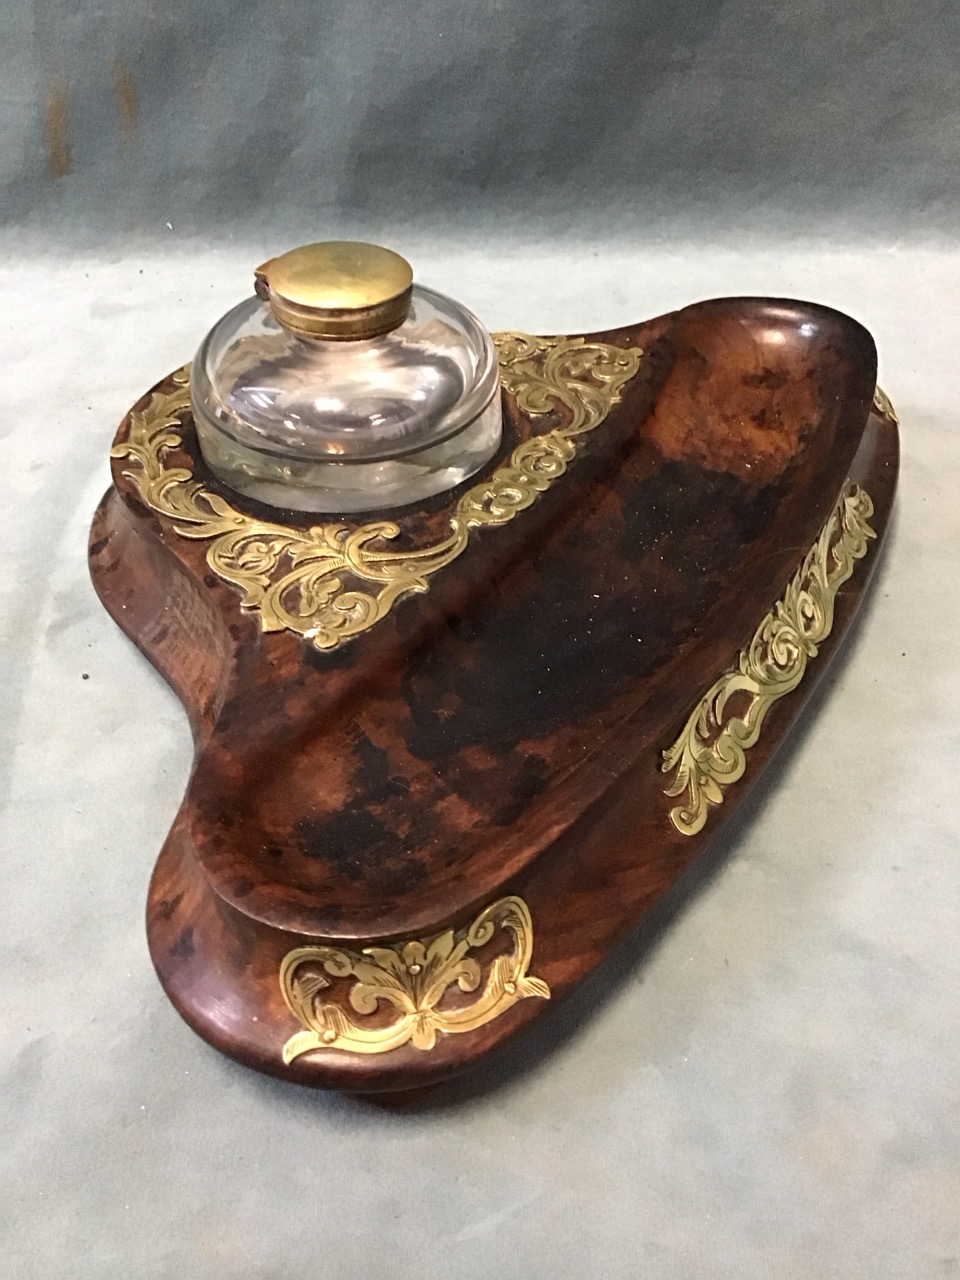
[{"x1": 192, "y1": 286, "x2": 502, "y2": 513}]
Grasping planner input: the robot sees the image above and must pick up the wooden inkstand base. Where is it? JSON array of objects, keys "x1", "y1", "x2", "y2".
[{"x1": 90, "y1": 298, "x2": 898, "y2": 1095}]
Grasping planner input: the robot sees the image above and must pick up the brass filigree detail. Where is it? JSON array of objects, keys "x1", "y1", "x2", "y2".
[
  {"x1": 872, "y1": 385, "x2": 899, "y2": 427},
  {"x1": 110, "y1": 334, "x2": 641, "y2": 650},
  {"x1": 661, "y1": 483, "x2": 877, "y2": 836},
  {"x1": 279, "y1": 896, "x2": 550, "y2": 1060}
]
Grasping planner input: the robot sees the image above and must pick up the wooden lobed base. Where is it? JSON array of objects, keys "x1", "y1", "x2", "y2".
[{"x1": 89, "y1": 299, "x2": 899, "y2": 1095}]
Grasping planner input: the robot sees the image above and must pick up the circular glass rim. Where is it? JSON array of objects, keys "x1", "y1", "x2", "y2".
[{"x1": 191, "y1": 284, "x2": 502, "y2": 465}]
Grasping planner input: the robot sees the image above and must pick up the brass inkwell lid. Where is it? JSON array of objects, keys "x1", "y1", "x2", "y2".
[{"x1": 254, "y1": 241, "x2": 415, "y2": 340}]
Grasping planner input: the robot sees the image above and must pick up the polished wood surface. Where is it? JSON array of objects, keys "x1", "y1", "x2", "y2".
[{"x1": 89, "y1": 297, "x2": 898, "y2": 1093}]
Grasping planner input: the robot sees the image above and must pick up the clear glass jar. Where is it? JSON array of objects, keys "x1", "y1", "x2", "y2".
[{"x1": 191, "y1": 242, "x2": 503, "y2": 513}]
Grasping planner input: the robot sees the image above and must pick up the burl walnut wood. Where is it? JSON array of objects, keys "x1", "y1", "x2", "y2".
[{"x1": 89, "y1": 298, "x2": 898, "y2": 1093}]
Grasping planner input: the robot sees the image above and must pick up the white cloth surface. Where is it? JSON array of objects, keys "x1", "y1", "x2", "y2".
[{"x1": 1, "y1": 241, "x2": 958, "y2": 1279}]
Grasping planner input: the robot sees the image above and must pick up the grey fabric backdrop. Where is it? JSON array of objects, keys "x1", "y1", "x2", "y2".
[
  {"x1": 2, "y1": 4, "x2": 960, "y2": 1279},
  {"x1": 4, "y1": 0, "x2": 960, "y2": 246}
]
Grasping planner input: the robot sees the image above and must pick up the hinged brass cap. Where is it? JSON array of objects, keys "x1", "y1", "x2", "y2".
[{"x1": 254, "y1": 241, "x2": 414, "y2": 341}]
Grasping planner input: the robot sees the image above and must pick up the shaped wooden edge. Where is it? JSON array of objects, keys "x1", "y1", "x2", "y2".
[{"x1": 88, "y1": 348, "x2": 899, "y2": 1097}]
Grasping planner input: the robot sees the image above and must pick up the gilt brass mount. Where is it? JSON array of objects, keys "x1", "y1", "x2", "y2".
[
  {"x1": 280, "y1": 896, "x2": 549, "y2": 1061},
  {"x1": 110, "y1": 334, "x2": 642, "y2": 650},
  {"x1": 662, "y1": 481, "x2": 878, "y2": 835}
]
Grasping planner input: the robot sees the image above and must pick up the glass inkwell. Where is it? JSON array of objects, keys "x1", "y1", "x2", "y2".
[{"x1": 191, "y1": 241, "x2": 503, "y2": 512}]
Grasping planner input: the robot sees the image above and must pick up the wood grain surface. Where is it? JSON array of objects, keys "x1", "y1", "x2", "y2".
[{"x1": 89, "y1": 297, "x2": 898, "y2": 1094}]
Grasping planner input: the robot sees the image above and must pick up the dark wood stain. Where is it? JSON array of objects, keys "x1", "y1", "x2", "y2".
[
  {"x1": 156, "y1": 893, "x2": 183, "y2": 921},
  {"x1": 169, "y1": 925, "x2": 194, "y2": 959}
]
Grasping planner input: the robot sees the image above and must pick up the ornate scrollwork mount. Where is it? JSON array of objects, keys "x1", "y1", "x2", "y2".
[
  {"x1": 661, "y1": 482, "x2": 878, "y2": 836},
  {"x1": 110, "y1": 334, "x2": 641, "y2": 652},
  {"x1": 279, "y1": 896, "x2": 550, "y2": 1061}
]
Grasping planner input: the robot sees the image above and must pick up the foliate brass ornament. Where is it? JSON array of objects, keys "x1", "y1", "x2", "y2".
[
  {"x1": 661, "y1": 484, "x2": 876, "y2": 837},
  {"x1": 111, "y1": 335, "x2": 641, "y2": 650},
  {"x1": 872, "y1": 385, "x2": 899, "y2": 427},
  {"x1": 279, "y1": 896, "x2": 550, "y2": 1061}
]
